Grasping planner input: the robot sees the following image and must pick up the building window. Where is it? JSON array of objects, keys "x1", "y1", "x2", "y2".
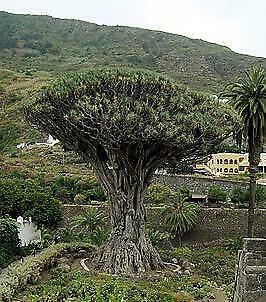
[
  {"x1": 229, "y1": 168, "x2": 233, "y2": 173},
  {"x1": 212, "y1": 160, "x2": 214, "y2": 164},
  {"x1": 220, "y1": 168, "x2": 223, "y2": 172},
  {"x1": 220, "y1": 159, "x2": 223, "y2": 164},
  {"x1": 234, "y1": 168, "x2": 238, "y2": 173},
  {"x1": 229, "y1": 159, "x2": 233, "y2": 164},
  {"x1": 224, "y1": 159, "x2": 228, "y2": 164},
  {"x1": 239, "y1": 166, "x2": 244, "y2": 171},
  {"x1": 224, "y1": 168, "x2": 228, "y2": 172},
  {"x1": 217, "y1": 168, "x2": 219, "y2": 172},
  {"x1": 217, "y1": 159, "x2": 219, "y2": 164},
  {"x1": 234, "y1": 159, "x2": 238, "y2": 164}
]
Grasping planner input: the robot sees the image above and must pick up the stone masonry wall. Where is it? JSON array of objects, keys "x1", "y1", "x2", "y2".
[
  {"x1": 153, "y1": 174, "x2": 249, "y2": 194},
  {"x1": 62, "y1": 205, "x2": 266, "y2": 244},
  {"x1": 233, "y1": 238, "x2": 266, "y2": 302}
]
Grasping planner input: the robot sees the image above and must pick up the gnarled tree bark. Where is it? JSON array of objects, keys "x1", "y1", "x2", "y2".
[{"x1": 88, "y1": 146, "x2": 168, "y2": 274}]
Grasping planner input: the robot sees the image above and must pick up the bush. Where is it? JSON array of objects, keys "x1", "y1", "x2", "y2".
[
  {"x1": 71, "y1": 208, "x2": 108, "y2": 245},
  {"x1": 51, "y1": 175, "x2": 106, "y2": 203},
  {"x1": 146, "y1": 183, "x2": 172, "y2": 204},
  {"x1": 207, "y1": 185, "x2": 227, "y2": 203},
  {"x1": 230, "y1": 187, "x2": 249, "y2": 207},
  {"x1": 146, "y1": 228, "x2": 171, "y2": 248},
  {"x1": 255, "y1": 185, "x2": 266, "y2": 205},
  {"x1": 0, "y1": 177, "x2": 62, "y2": 227},
  {"x1": 230, "y1": 185, "x2": 265, "y2": 208},
  {"x1": 0, "y1": 243, "x2": 95, "y2": 301},
  {"x1": 0, "y1": 216, "x2": 20, "y2": 268}
]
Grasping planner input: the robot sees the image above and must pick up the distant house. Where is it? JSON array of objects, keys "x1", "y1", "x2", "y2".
[{"x1": 196, "y1": 153, "x2": 266, "y2": 176}]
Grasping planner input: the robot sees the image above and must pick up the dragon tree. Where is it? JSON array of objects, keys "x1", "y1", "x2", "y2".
[{"x1": 26, "y1": 69, "x2": 235, "y2": 274}]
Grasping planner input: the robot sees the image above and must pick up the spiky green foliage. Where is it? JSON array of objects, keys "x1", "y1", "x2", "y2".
[
  {"x1": 223, "y1": 66, "x2": 265, "y2": 157},
  {"x1": 223, "y1": 66, "x2": 265, "y2": 237},
  {"x1": 26, "y1": 68, "x2": 234, "y2": 167},
  {"x1": 72, "y1": 208, "x2": 107, "y2": 233},
  {"x1": 162, "y1": 195, "x2": 200, "y2": 239}
]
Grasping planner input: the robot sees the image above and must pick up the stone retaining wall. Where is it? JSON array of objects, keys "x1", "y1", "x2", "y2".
[
  {"x1": 62, "y1": 205, "x2": 266, "y2": 244},
  {"x1": 233, "y1": 238, "x2": 266, "y2": 302},
  {"x1": 153, "y1": 174, "x2": 249, "y2": 194}
]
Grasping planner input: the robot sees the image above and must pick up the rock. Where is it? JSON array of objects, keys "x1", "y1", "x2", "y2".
[
  {"x1": 182, "y1": 260, "x2": 195, "y2": 270},
  {"x1": 78, "y1": 249, "x2": 88, "y2": 257},
  {"x1": 171, "y1": 258, "x2": 178, "y2": 264},
  {"x1": 183, "y1": 269, "x2": 191, "y2": 275}
]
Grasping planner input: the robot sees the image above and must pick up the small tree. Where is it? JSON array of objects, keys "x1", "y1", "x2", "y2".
[
  {"x1": 162, "y1": 194, "x2": 200, "y2": 244},
  {"x1": 26, "y1": 69, "x2": 235, "y2": 274}
]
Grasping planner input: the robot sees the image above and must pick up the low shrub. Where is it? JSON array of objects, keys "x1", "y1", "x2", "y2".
[
  {"x1": 0, "y1": 177, "x2": 62, "y2": 227},
  {"x1": 21, "y1": 270, "x2": 213, "y2": 302},
  {"x1": 51, "y1": 175, "x2": 106, "y2": 204},
  {"x1": 230, "y1": 187, "x2": 249, "y2": 207},
  {"x1": 71, "y1": 208, "x2": 108, "y2": 246},
  {"x1": 229, "y1": 185, "x2": 265, "y2": 208},
  {"x1": 0, "y1": 216, "x2": 20, "y2": 268},
  {"x1": 0, "y1": 242, "x2": 95, "y2": 301},
  {"x1": 146, "y1": 228, "x2": 171, "y2": 248},
  {"x1": 226, "y1": 237, "x2": 243, "y2": 253},
  {"x1": 146, "y1": 183, "x2": 172, "y2": 204},
  {"x1": 207, "y1": 185, "x2": 227, "y2": 203},
  {"x1": 169, "y1": 242, "x2": 238, "y2": 296}
]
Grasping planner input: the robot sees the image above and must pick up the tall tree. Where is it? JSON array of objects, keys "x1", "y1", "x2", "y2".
[
  {"x1": 223, "y1": 66, "x2": 265, "y2": 237},
  {"x1": 26, "y1": 69, "x2": 234, "y2": 274}
]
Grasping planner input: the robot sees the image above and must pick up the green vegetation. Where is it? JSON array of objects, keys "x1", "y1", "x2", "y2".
[
  {"x1": 6, "y1": 240, "x2": 238, "y2": 301},
  {"x1": 71, "y1": 209, "x2": 108, "y2": 246},
  {"x1": 146, "y1": 183, "x2": 172, "y2": 204},
  {"x1": 26, "y1": 68, "x2": 235, "y2": 274},
  {"x1": 51, "y1": 175, "x2": 106, "y2": 204},
  {"x1": 223, "y1": 66, "x2": 266, "y2": 236},
  {"x1": 0, "y1": 243, "x2": 95, "y2": 301},
  {"x1": 230, "y1": 186, "x2": 266, "y2": 208},
  {"x1": 230, "y1": 187, "x2": 250, "y2": 207},
  {"x1": 0, "y1": 176, "x2": 62, "y2": 227},
  {"x1": 162, "y1": 194, "x2": 200, "y2": 242},
  {"x1": 21, "y1": 270, "x2": 211, "y2": 302},
  {"x1": 0, "y1": 12, "x2": 266, "y2": 93},
  {"x1": 169, "y1": 241, "x2": 239, "y2": 294},
  {"x1": 0, "y1": 15, "x2": 263, "y2": 300},
  {"x1": 0, "y1": 216, "x2": 20, "y2": 268},
  {"x1": 207, "y1": 185, "x2": 227, "y2": 203}
]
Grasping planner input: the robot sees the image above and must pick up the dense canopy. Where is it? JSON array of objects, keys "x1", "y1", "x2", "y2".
[{"x1": 27, "y1": 69, "x2": 234, "y2": 164}]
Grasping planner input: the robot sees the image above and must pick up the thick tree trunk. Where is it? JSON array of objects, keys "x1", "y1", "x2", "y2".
[{"x1": 94, "y1": 189, "x2": 164, "y2": 274}]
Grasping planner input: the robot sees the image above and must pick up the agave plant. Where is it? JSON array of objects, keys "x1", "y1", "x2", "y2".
[
  {"x1": 90, "y1": 226, "x2": 109, "y2": 246},
  {"x1": 162, "y1": 194, "x2": 200, "y2": 244}
]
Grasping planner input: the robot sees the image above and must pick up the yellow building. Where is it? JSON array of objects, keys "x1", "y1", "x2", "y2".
[{"x1": 196, "y1": 153, "x2": 266, "y2": 176}]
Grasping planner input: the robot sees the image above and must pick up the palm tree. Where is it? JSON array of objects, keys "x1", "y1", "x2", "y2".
[{"x1": 223, "y1": 66, "x2": 265, "y2": 237}]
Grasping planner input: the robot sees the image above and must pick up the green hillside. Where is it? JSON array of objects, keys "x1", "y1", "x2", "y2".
[
  {"x1": 0, "y1": 11, "x2": 266, "y2": 92},
  {"x1": 0, "y1": 11, "x2": 265, "y2": 172}
]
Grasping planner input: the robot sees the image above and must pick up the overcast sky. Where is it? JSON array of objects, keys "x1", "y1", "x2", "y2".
[{"x1": 1, "y1": 0, "x2": 266, "y2": 58}]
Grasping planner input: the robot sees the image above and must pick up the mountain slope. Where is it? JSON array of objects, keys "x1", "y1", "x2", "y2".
[{"x1": 0, "y1": 11, "x2": 266, "y2": 92}]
